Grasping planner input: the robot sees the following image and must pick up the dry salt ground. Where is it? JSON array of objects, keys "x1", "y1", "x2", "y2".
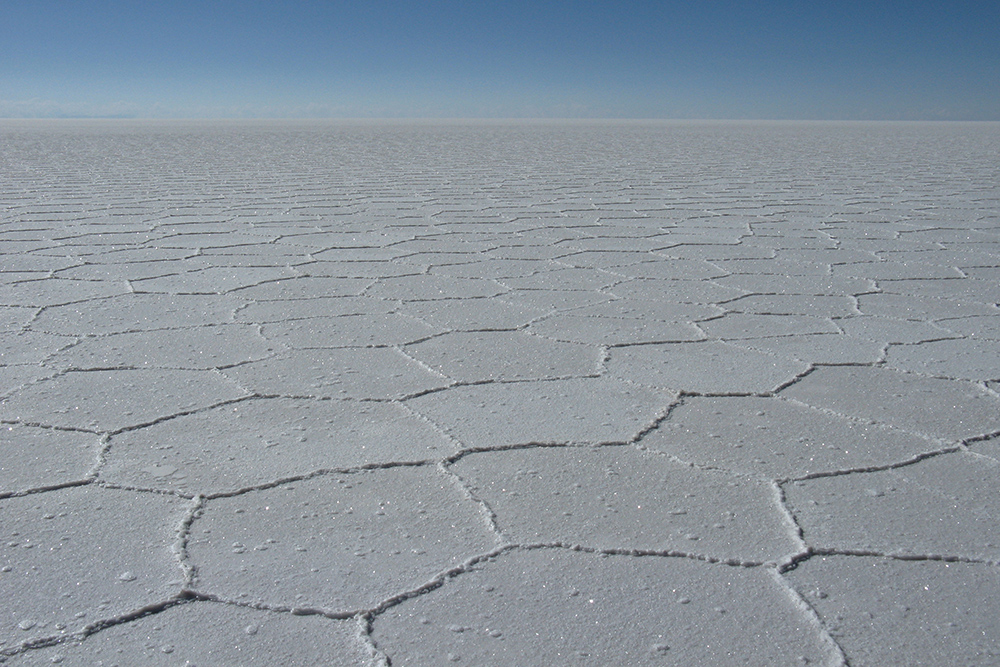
[{"x1": 1, "y1": 119, "x2": 999, "y2": 666}]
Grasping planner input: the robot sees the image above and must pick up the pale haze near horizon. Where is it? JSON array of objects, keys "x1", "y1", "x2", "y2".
[{"x1": 2, "y1": 0, "x2": 998, "y2": 121}]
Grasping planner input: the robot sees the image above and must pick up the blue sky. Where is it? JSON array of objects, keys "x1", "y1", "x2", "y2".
[{"x1": 2, "y1": 1, "x2": 998, "y2": 119}]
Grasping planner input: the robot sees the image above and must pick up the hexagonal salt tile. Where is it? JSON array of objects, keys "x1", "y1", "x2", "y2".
[
  {"x1": 1, "y1": 425, "x2": 100, "y2": 494},
  {"x1": 784, "y1": 451, "x2": 1000, "y2": 560},
  {"x1": 374, "y1": 548, "x2": 836, "y2": 666},
  {"x1": 527, "y1": 313, "x2": 703, "y2": 346},
  {"x1": 645, "y1": 395, "x2": 938, "y2": 479},
  {"x1": 452, "y1": 447, "x2": 800, "y2": 563},
  {"x1": 365, "y1": 275, "x2": 506, "y2": 301},
  {"x1": 606, "y1": 341, "x2": 809, "y2": 395},
  {"x1": 698, "y1": 314, "x2": 840, "y2": 340},
  {"x1": 17, "y1": 601, "x2": 371, "y2": 666},
  {"x1": 0, "y1": 369, "x2": 249, "y2": 433},
  {"x1": 885, "y1": 338, "x2": 1000, "y2": 382},
  {"x1": 0, "y1": 278, "x2": 128, "y2": 308},
  {"x1": 31, "y1": 293, "x2": 246, "y2": 336},
  {"x1": 131, "y1": 267, "x2": 297, "y2": 294},
  {"x1": 780, "y1": 366, "x2": 1000, "y2": 441},
  {"x1": 404, "y1": 331, "x2": 599, "y2": 383},
  {"x1": 101, "y1": 398, "x2": 454, "y2": 494},
  {"x1": 1, "y1": 486, "x2": 188, "y2": 650},
  {"x1": 186, "y1": 468, "x2": 496, "y2": 612},
  {"x1": 260, "y1": 313, "x2": 440, "y2": 349},
  {"x1": 220, "y1": 348, "x2": 449, "y2": 400},
  {"x1": 52, "y1": 324, "x2": 275, "y2": 370},
  {"x1": 405, "y1": 376, "x2": 671, "y2": 448},
  {"x1": 784, "y1": 556, "x2": 1000, "y2": 667}
]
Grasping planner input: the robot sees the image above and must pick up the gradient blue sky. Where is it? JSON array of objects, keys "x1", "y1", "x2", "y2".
[{"x1": 2, "y1": 1, "x2": 998, "y2": 119}]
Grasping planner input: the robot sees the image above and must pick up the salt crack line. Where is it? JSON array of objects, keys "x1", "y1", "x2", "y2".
[
  {"x1": 781, "y1": 445, "x2": 963, "y2": 483},
  {"x1": 768, "y1": 568, "x2": 850, "y2": 667},
  {"x1": 0, "y1": 596, "x2": 196, "y2": 660}
]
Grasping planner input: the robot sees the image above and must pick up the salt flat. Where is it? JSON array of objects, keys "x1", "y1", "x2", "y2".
[{"x1": 1, "y1": 119, "x2": 999, "y2": 665}]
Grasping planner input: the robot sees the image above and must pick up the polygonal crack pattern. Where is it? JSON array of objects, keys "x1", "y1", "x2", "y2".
[{"x1": 1, "y1": 120, "x2": 999, "y2": 664}]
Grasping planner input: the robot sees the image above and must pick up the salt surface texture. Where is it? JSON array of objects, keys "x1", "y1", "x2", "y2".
[{"x1": 2, "y1": 119, "x2": 999, "y2": 665}]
